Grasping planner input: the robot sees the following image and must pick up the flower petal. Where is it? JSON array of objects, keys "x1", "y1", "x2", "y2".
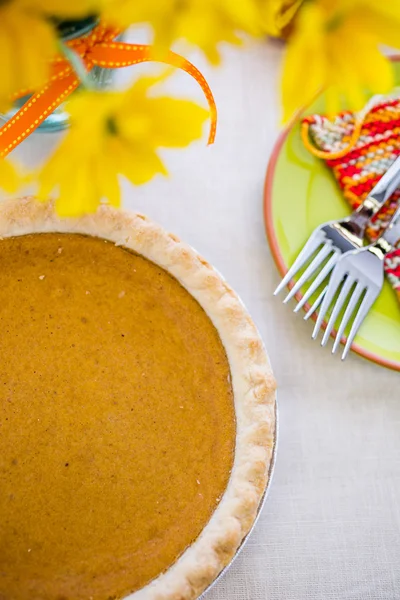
[
  {"x1": 281, "y1": 3, "x2": 325, "y2": 121},
  {"x1": 0, "y1": 159, "x2": 19, "y2": 193}
]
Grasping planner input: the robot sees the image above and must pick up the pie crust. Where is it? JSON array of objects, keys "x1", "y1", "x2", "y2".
[{"x1": 0, "y1": 197, "x2": 276, "y2": 600}]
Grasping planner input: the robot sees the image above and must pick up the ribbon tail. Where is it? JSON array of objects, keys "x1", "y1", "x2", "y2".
[
  {"x1": 0, "y1": 74, "x2": 80, "y2": 158},
  {"x1": 91, "y1": 43, "x2": 217, "y2": 144}
]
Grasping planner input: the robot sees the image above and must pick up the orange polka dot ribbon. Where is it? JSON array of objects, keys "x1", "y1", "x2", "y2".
[
  {"x1": 301, "y1": 94, "x2": 400, "y2": 301},
  {"x1": 0, "y1": 23, "x2": 217, "y2": 158}
]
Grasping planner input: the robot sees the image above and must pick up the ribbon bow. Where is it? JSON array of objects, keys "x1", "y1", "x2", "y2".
[{"x1": 0, "y1": 23, "x2": 217, "y2": 158}]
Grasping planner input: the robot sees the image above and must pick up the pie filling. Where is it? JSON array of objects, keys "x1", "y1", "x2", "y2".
[{"x1": 0, "y1": 233, "x2": 236, "y2": 600}]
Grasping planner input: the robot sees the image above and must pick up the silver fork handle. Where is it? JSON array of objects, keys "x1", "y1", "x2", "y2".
[
  {"x1": 360, "y1": 155, "x2": 400, "y2": 216},
  {"x1": 383, "y1": 204, "x2": 400, "y2": 246}
]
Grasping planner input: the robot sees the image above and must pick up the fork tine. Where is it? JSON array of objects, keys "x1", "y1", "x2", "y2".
[
  {"x1": 342, "y1": 289, "x2": 378, "y2": 360},
  {"x1": 283, "y1": 243, "x2": 332, "y2": 304},
  {"x1": 303, "y1": 285, "x2": 327, "y2": 321},
  {"x1": 321, "y1": 276, "x2": 355, "y2": 347},
  {"x1": 332, "y1": 281, "x2": 364, "y2": 354},
  {"x1": 294, "y1": 252, "x2": 339, "y2": 313},
  {"x1": 312, "y1": 266, "x2": 347, "y2": 339},
  {"x1": 274, "y1": 231, "x2": 326, "y2": 296}
]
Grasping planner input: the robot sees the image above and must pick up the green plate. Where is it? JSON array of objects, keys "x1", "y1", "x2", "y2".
[{"x1": 264, "y1": 63, "x2": 400, "y2": 371}]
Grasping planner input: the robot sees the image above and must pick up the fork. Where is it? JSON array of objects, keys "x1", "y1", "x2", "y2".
[
  {"x1": 274, "y1": 155, "x2": 400, "y2": 310},
  {"x1": 312, "y1": 204, "x2": 400, "y2": 359}
]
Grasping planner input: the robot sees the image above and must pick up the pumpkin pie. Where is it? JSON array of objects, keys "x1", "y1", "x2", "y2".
[{"x1": 0, "y1": 197, "x2": 276, "y2": 600}]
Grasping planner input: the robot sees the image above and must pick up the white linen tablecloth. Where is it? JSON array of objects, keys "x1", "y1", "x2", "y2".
[{"x1": 12, "y1": 36, "x2": 400, "y2": 600}]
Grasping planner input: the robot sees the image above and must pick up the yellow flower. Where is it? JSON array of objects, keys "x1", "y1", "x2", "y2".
[
  {"x1": 0, "y1": 159, "x2": 19, "y2": 194},
  {"x1": 39, "y1": 77, "x2": 209, "y2": 217},
  {"x1": 102, "y1": 0, "x2": 262, "y2": 63},
  {"x1": 0, "y1": 1, "x2": 100, "y2": 110},
  {"x1": 282, "y1": 0, "x2": 398, "y2": 121}
]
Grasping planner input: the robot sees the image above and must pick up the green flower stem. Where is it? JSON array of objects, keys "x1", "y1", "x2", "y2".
[{"x1": 58, "y1": 40, "x2": 96, "y2": 90}]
